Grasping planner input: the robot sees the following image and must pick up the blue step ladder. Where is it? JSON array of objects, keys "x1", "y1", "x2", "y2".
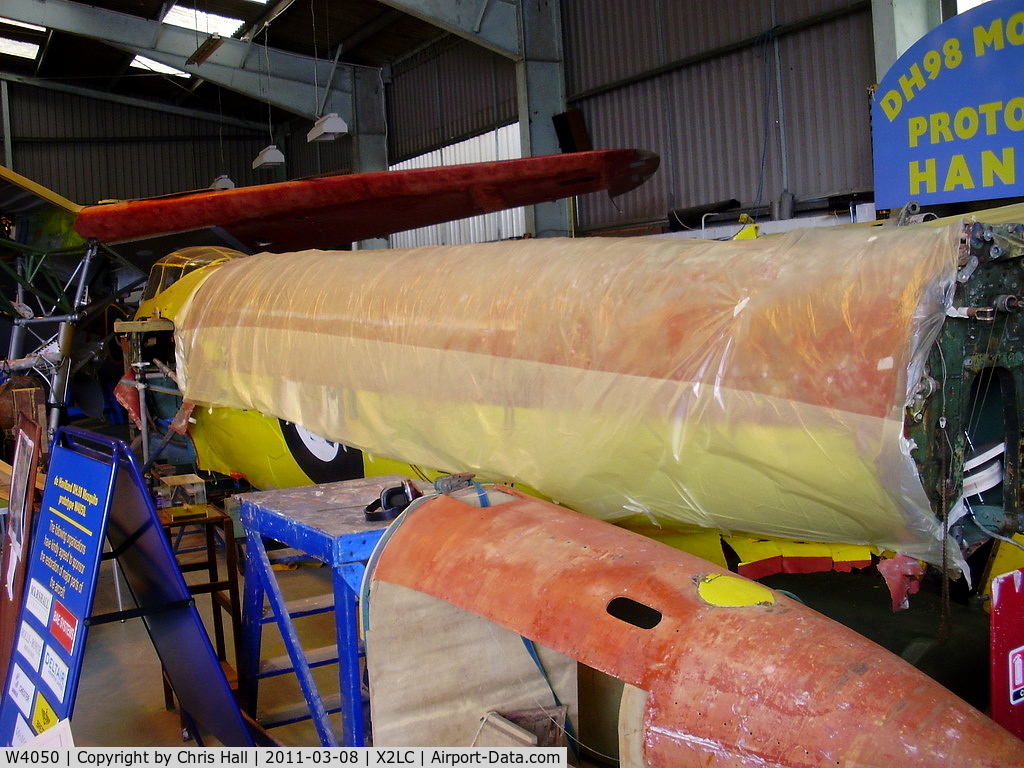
[{"x1": 236, "y1": 475, "x2": 413, "y2": 746}]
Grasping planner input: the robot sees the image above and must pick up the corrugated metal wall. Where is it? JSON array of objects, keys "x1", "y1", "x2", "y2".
[
  {"x1": 386, "y1": 36, "x2": 517, "y2": 163},
  {"x1": 3, "y1": 82, "x2": 269, "y2": 203},
  {"x1": 384, "y1": 0, "x2": 875, "y2": 235},
  {"x1": 284, "y1": 129, "x2": 354, "y2": 179},
  {"x1": 779, "y1": 10, "x2": 875, "y2": 199},
  {"x1": 562, "y1": 0, "x2": 875, "y2": 232},
  {"x1": 389, "y1": 124, "x2": 524, "y2": 247}
]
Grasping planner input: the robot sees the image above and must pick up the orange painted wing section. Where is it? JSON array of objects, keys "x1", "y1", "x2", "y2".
[
  {"x1": 73, "y1": 150, "x2": 658, "y2": 252},
  {"x1": 372, "y1": 490, "x2": 1023, "y2": 767}
]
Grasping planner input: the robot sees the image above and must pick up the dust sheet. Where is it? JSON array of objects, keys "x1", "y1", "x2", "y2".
[{"x1": 175, "y1": 225, "x2": 961, "y2": 565}]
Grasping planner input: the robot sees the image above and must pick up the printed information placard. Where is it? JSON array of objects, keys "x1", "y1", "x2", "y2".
[
  {"x1": 0, "y1": 440, "x2": 116, "y2": 746},
  {"x1": 1, "y1": 427, "x2": 257, "y2": 747}
]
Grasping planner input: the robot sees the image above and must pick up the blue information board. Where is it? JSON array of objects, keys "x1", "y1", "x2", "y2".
[
  {"x1": 0, "y1": 433, "x2": 115, "y2": 742},
  {"x1": 872, "y1": 0, "x2": 1024, "y2": 208},
  {"x1": 0, "y1": 427, "x2": 256, "y2": 747}
]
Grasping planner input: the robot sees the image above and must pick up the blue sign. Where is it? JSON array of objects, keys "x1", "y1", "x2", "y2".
[
  {"x1": 0, "y1": 440, "x2": 116, "y2": 744},
  {"x1": 0, "y1": 428, "x2": 257, "y2": 747},
  {"x1": 872, "y1": 0, "x2": 1024, "y2": 208}
]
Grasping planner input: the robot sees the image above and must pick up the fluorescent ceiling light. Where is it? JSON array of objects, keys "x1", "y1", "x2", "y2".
[
  {"x1": 307, "y1": 113, "x2": 348, "y2": 142},
  {"x1": 130, "y1": 55, "x2": 188, "y2": 77},
  {"x1": 0, "y1": 37, "x2": 38, "y2": 59},
  {"x1": 252, "y1": 144, "x2": 285, "y2": 169},
  {"x1": 0, "y1": 17, "x2": 45, "y2": 32},
  {"x1": 165, "y1": 5, "x2": 244, "y2": 37}
]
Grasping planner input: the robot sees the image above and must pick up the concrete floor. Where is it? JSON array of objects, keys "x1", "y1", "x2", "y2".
[
  {"x1": 72, "y1": 567, "x2": 193, "y2": 747},
  {"x1": 70, "y1": 529, "x2": 340, "y2": 748}
]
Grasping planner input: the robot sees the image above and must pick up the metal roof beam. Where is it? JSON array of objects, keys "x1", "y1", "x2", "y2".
[
  {"x1": 515, "y1": 0, "x2": 566, "y2": 237},
  {"x1": 375, "y1": 0, "x2": 521, "y2": 59},
  {"x1": 377, "y1": 0, "x2": 568, "y2": 236},
  {"x1": 335, "y1": 9, "x2": 406, "y2": 58},
  {"x1": 871, "y1": 0, "x2": 944, "y2": 80},
  {"x1": 2, "y1": 0, "x2": 362, "y2": 120}
]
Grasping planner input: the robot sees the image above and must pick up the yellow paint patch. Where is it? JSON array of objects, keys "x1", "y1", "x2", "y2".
[{"x1": 697, "y1": 573, "x2": 775, "y2": 607}]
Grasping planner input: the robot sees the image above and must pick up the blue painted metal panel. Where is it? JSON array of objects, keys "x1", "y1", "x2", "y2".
[
  {"x1": 873, "y1": 0, "x2": 1024, "y2": 208},
  {"x1": 236, "y1": 475, "x2": 415, "y2": 746}
]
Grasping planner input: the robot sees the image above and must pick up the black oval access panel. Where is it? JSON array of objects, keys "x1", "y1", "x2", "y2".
[{"x1": 607, "y1": 596, "x2": 662, "y2": 629}]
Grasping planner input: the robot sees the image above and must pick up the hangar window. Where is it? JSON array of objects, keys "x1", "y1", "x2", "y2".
[
  {"x1": 163, "y1": 5, "x2": 245, "y2": 37},
  {"x1": 0, "y1": 16, "x2": 41, "y2": 60},
  {"x1": 130, "y1": 56, "x2": 188, "y2": 77},
  {"x1": 0, "y1": 37, "x2": 37, "y2": 59}
]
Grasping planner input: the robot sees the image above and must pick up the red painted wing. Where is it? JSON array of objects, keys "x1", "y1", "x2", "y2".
[{"x1": 73, "y1": 149, "x2": 658, "y2": 252}]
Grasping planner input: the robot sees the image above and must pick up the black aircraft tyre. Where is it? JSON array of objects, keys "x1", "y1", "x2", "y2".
[{"x1": 279, "y1": 420, "x2": 363, "y2": 483}]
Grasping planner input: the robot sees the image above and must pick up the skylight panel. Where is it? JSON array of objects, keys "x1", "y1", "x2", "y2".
[
  {"x1": 0, "y1": 37, "x2": 38, "y2": 59},
  {"x1": 130, "y1": 55, "x2": 188, "y2": 77},
  {"x1": 0, "y1": 17, "x2": 45, "y2": 32},
  {"x1": 165, "y1": 5, "x2": 244, "y2": 37}
]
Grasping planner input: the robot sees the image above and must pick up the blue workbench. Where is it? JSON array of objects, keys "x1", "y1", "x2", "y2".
[{"x1": 236, "y1": 475, "x2": 418, "y2": 746}]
